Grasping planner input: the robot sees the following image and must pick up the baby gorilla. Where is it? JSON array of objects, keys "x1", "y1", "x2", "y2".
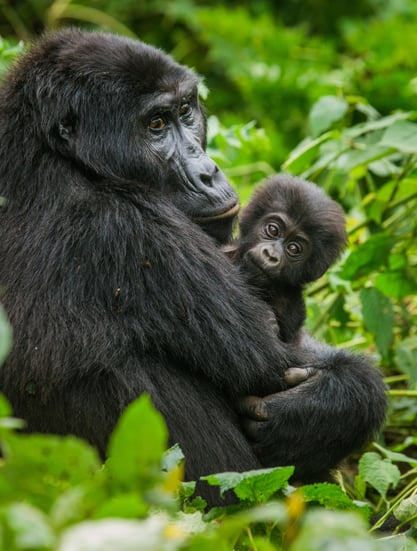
[{"x1": 225, "y1": 174, "x2": 347, "y2": 344}]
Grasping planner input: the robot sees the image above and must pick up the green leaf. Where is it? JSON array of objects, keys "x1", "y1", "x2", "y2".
[
  {"x1": 234, "y1": 467, "x2": 293, "y2": 503},
  {"x1": 0, "y1": 394, "x2": 12, "y2": 418},
  {"x1": 291, "y1": 509, "x2": 371, "y2": 551},
  {"x1": 203, "y1": 466, "x2": 293, "y2": 504},
  {"x1": 161, "y1": 443, "x2": 185, "y2": 472},
  {"x1": 302, "y1": 483, "x2": 367, "y2": 515},
  {"x1": 375, "y1": 271, "x2": 417, "y2": 300},
  {"x1": 394, "y1": 495, "x2": 417, "y2": 526},
  {"x1": 360, "y1": 287, "x2": 394, "y2": 359},
  {"x1": 380, "y1": 120, "x2": 417, "y2": 153},
  {"x1": 0, "y1": 434, "x2": 101, "y2": 512},
  {"x1": 95, "y1": 493, "x2": 148, "y2": 520},
  {"x1": 179, "y1": 481, "x2": 197, "y2": 500},
  {"x1": 309, "y1": 96, "x2": 349, "y2": 136},
  {"x1": 107, "y1": 395, "x2": 168, "y2": 491},
  {"x1": 374, "y1": 443, "x2": 417, "y2": 468},
  {"x1": 58, "y1": 516, "x2": 179, "y2": 551},
  {"x1": 394, "y1": 337, "x2": 417, "y2": 386},
  {"x1": 345, "y1": 111, "x2": 412, "y2": 139},
  {"x1": 340, "y1": 235, "x2": 395, "y2": 280},
  {"x1": 202, "y1": 472, "x2": 243, "y2": 495},
  {"x1": 0, "y1": 502, "x2": 56, "y2": 551},
  {"x1": 358, "y1": 452, "x2": 401, "y2": 499},
  {"x1": 283, "y1": 132, "x2": 335, "y2": 173},
  {"x1": 0, "y1": 304, "x2": 12, "y2": 367},
  {"x1": 0, "y1": 395, "x2": 25, "y2": 432},
  {"x1": 335, "y1": 144, "x2": 392, "y2": 172}
]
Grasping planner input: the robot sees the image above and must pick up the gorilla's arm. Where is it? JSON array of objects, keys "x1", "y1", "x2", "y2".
[{"x1": 240, "y1": 335, "x2": 387, "y2": 480}]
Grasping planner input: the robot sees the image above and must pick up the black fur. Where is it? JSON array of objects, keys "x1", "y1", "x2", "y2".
[
  {"x1": 227, "y1": 175, "x2": 347, "y2": 342},
  {"x1": 0, "y1": 29, "x2": 386, "y2": 504}
]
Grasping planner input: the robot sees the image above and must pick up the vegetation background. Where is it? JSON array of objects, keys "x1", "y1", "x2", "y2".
[{"x1": 0, "y1": 0, "x2": 417, "y2": 549}]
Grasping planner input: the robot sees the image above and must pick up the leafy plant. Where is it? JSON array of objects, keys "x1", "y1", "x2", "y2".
[{"x1": 1, "y1": 9, "x2": 417, "y2": 548}]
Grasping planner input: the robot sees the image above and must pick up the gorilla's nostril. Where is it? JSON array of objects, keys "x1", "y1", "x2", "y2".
[
  {"x1": 262, "y1": 247, "x2": 279, "y2": 264},
  {"x1": 200, "y1": 173, "x2": 213, "y2": 187}
]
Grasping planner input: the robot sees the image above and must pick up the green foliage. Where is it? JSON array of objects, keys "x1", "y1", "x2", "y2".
[
  {"x1": 358, "y1": 452, "x2": 401, "y2": 500},
  {"x1": 1, "y1": 394, "x2": 417, "y2": 550},
  {"x1": 1, "y1": 1, "x2": 417, "y2": 546},
  {"x1": 284, "y1": 99, "x2": 417, "y2": 367},
  {"x1": 107, "y1": 395, "x2": 168, "y2": 492},
  {"x1": 202, "y1": 466, "x2": 294, "y2": 504},
  {"x1": 0, "y1": 36, "x2": 24, "y2": 78}
]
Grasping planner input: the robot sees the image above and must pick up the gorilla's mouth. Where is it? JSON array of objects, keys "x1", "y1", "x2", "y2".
[
  {"x1": 245, "y1": 251, "x2": 276, "y2": 280},
  {"x1": 193, "y1": 202, "x2": 240, "y2": 223}
]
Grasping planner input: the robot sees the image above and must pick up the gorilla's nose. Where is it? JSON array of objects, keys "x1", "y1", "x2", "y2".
[
  {"x1": 199, "y1": 158, "x2": 219, "y2": 188},
  {"x1": 262, "y1": 246, "x2": 280, "y2": 265}
]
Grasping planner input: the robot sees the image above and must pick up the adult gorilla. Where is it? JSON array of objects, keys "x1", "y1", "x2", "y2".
[{"x1": 0, "y1": 29, "x2": 386, "y2": 502}]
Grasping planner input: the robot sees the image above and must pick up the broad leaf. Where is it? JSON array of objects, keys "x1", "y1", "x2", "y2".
[
  {"x1": 107, "y1": 394, "x2": 168, "y2": 489},
  {"x1": 203, "y1": 466, "x2": 293, "y2": 504},
  {"x1": 340, "y1": 235, "x2": 395, "y2": 280},
  {"x1": 358, "y1": 452, "x2": 401, "y2": 499},
  {"x1": 107, "y1": 395, "x2": 168, "y2": 491},
  {"x1": 360, "y1": 287, "x2": 394, "y2": 359},
  {"x1": 380, "y1": 120, "x2": 417, "y2": 153},
  {"x1": 309, "y1": 96, "x2": 349, "y2": 136}
]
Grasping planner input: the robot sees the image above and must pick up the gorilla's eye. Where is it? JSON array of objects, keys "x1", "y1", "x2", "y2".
[
  {"x1": 149, "y1": 116, "x2": 166, "y2": 130},
  {"x1": 265, "y1": 223, "x2": 280, "y2": 238},
  {"x1": 179, "y1": 102, "x2": 192, "y2": 117},
  {"x1": 286, "y1": 242, "x2": 302, "y2": 256}
]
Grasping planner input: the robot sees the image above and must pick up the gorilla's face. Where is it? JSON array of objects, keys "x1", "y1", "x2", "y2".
[{"x1": 26, "y1": 30, "x2": 239, "y2": 242}]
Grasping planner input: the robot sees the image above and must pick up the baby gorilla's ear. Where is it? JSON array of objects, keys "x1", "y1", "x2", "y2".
[{"x1": 222, "y1": 242, "x2": 239, "y2": 262}]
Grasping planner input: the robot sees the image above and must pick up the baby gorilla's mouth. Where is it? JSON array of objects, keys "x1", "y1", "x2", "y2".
[{"x1": 244, "y1": 251, "x2": 270, "y2": 276}]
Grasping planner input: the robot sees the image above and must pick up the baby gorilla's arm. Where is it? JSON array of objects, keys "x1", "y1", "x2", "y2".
[{"x1": 239, "y1": 366, "x2": 319, "y2": 421}]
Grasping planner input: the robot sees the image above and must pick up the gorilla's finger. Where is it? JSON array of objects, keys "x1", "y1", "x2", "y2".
[
  {"x1": 284, "y1": 366, "x2": 318, "y2": 387},
  {"x1": 238, "y1": 395, "x2": 268, "y2": 420}
]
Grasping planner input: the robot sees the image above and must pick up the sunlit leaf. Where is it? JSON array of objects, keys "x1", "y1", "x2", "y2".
[
  {"x1": 358, "y1": 452, "x2": 401, "y2": 499},
  {"x1": 0, "y1": 503, "x2": 56, "y2": 550},
  {"x1": 107, "y1": 395, "x2": 168, "y2": 491},
  {"x1": 203, "y1": 466, "x2": 293, "y2": 504},
  {"x1": 395, "y1": 337, "x2": 417, "y2": 387},
  {"x1": 302, "y1": 483, "x2": 367, "y2": 515},
  {"x1": 309, "y1": 96, "x2": 349, "y2": 136},
  {"x1": 375, "y1": 272, "x2": 417, "y2": 299},
  {"x1": 360, "y1": 287, "x2": 394, "y2": 359},
  {"x1": 340, "y1": 235, "x2": 396, "y2": 280},
  {"x1": 380, "y1": 120, "x2": 417, "y2": 153}
]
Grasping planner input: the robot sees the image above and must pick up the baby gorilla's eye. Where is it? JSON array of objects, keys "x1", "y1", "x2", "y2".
[
  {"x1": 286, "y1": 242, "x2": 302, "y2": 256},
  {"x1": 265, "y1": 223, "x2": 280, "y2": 238},
  {"x1": 149, "y1": 115, "x2": 166, "y2": 130},
  {"x1": 179, "y1": 102, "x2": 192, "y2": 117}
]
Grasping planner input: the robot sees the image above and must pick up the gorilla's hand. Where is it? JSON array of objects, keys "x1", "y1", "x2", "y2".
[
  {"x1": 238, "y1": 371, "x2": 332, "y2": 480},
  {"x1": 239, "y1": 367, "x2": 318, "y2": 425},
  {"x1": 238, "y1": 347, "x2": 386, "y2": 483}
]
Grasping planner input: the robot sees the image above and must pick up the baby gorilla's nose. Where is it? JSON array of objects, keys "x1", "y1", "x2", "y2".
[{"x1": 262, "y1": 245, "x2": 280, "y2": 265}]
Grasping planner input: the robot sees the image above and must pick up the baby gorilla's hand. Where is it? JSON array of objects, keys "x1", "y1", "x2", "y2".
[
  {"x1": 238, "y1": 367, "x2": 320, "y2": 440},
  {"x1": 284, "y1": 366, "x2": 318, "y2": 386}
]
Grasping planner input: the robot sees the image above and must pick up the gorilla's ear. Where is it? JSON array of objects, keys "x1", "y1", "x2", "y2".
[
  {"x1": 56, "y1": 113, "x2": 77, "y2": 147},
  {"x1": 58, "y1": 122, "x2": 72, "y2": 142}
]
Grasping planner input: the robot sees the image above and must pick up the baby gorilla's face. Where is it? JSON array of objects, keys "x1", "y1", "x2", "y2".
[{"x1": 241, "y1": 212, "x2": 311, "y2": 287}]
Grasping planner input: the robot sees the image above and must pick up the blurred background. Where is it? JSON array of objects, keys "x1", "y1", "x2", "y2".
[
  {"x1": 1, "y1": 0, "x2": 417, "y2": 509},
  {"x1": 2, "y1": 0, "x2": 417, "y2": 167}
]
